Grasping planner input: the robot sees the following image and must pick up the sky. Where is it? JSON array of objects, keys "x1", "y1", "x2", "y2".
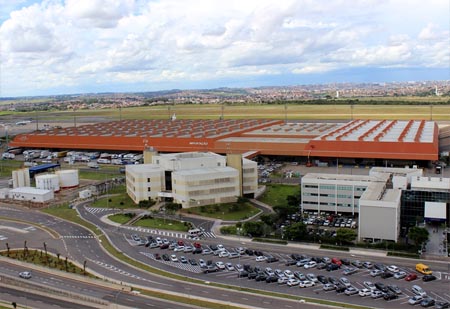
[{"x1": 0, "y1": 0, "x2": 449, "y2": 97}]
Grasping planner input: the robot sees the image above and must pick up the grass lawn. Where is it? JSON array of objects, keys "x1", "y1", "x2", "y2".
[
  {"x1": 108, "y1": 213, "x2": 135, "y2": 224},
  {"x1": 258, "y1": 184, "x2": 300, "y2": 207},
  {"x1": 133, "y1": 217, "x2": 191, "y2": 232},
  {"x1": 0, "y1": 249, "x2": 94, "y2": 277},
  {"x1": 181, "y1": 202, "x2": 260, "y2": 221},
  {"x1": 91, "y1": 188, "x2": 138, "y2": 209}
]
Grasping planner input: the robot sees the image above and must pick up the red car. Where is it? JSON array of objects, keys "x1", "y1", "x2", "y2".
[
  {"x1": 331, "y1": 258, "x2": 342, "y2": 267},
  {"x1": 177, "y1": 240, "x2": 184, "y2": 246},
  {"x1": 405, "y1": 273, "x2": 417, "y2": 281},
  {"x1": 193, "y1": 242, "x2": 202, "y2": 249}
]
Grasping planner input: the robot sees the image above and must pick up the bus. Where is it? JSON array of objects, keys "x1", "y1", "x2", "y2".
[{"x1": 188, "y1": 228, "x2": 204, "y2": 238}]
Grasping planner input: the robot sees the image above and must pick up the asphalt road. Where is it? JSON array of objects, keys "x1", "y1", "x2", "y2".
[
  {"x1": 0, "y1": 204, "x2": 322, "y2": 309},
  {"x1": 1, "y1": 203, "x2": 449, "y2": 309}
]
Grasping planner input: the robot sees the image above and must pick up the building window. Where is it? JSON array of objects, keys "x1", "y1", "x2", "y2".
[
  {"x1": 147, "y1": 178, "x2": 151, "y2": 182},
  {"x1": 147, "y1": 187, "x2": 151, "y2": 192}
]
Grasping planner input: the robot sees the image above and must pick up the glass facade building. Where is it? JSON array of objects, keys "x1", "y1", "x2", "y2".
[{"x1": 400, "y1": 190, "x2": 450, "y2": 236}]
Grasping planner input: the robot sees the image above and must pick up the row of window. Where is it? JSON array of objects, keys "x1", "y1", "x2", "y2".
[
  {"x1": 302, "y1": 201, "x2": 356, "y2": 207},
  {"x1": 303, "y1": 184, "x2": 366, "y2": 192}
]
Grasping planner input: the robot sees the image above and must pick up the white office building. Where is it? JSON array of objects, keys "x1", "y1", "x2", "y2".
[
  {"x1": 126, "y1": 152, "x2": 257, "y2": 208},
  {"x1": 301, "y1": 167, "x2": 424, "y2": 242}
]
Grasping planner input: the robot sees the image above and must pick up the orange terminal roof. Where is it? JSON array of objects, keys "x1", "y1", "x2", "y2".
[{"x1": 9, "y1": 119, "x2": 439, "y2": 161}]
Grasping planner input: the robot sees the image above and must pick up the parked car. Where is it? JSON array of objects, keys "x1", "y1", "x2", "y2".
[
  {"x1": 331, "y1": 258, "x2": 342, "y2": 267},
  {"x1": 286, "y1": 278, "x2": 300, "y2": 287},
  {"x1": 371, "y1": 290, "x2": 384, "y2": 299},
  {"x1": 343, "y1": 267, "x2": 358, "y2": 275},
  {"x1": 266, "y1": 256, "x2": 279, "y2": 263},
  {"x1": 435, "y1": 301, "x2": 450, "y2": 309},
  {"x1": 363, "y1": 281, "x2": 376, "y2": 290},
  {"x1": 359, "y1": 288, "x2": 372, "y2": 297},
  {"x1": 225, "y1": 263, "x2": 234, "y2": 271},
  {"x1": 383, "y1": 291, "x2": 398, "y2": 301},
  {"x1": 370, "y1": 269, "x2": 383, "y2": 277},
  {"x1": 375, "y1": 282, "x2": 389, "y2": 293},
  {"x1": 387, "y1": 284, "x2": 402, "y2": 295},
  {"x1": 386, "y1": 265, "x2": 400, "y2": 273},
  {"x1": 215, "y1": 261, "x2": 226, "y2": 270},
  {"x1": 162, "y1": 254, "x2": 170, "y2": 261},
  {"x1": 362, "y1": 261, "x2": 373, "y2": 269},
  {"x1": 405, "y1": 273, "x2": 418, "y2": 281},
  {"x1": 317, "y1": 275, "x2": 328, "y2": 284},
  {"x1": 256, "y1": 256, "x2": 267, "y2": 262},
  {"x1": 304, "y1": 261, "x2": 317, "y2": 269},
  {"x1": 339, "y1": 277, "x2": 351, "y2": 287},
  {"x1": 323, "y1": 283, "x2": 336, "y2": 291},
  {"x1": 394, "y1": 271, "x2": 407, "y2": 279},
  {"x1": 381, "y1": 271, "x2": 393, "y2": 279},
  {"x1": 351, "y1": 260, "x2": 363, "y2": 268},
  {"x1": 266, "y1": 276, "x2": 278, "y2": 283},
  {"x1": 344, "y1": 286, "x2": 359, "y2": 295},
  {"x1": 189, "y1": 259, "x2": 197, "y2": 265},
  {"x1": 299, "y1": 280, "x2": 315, "y2": 288},
  {"x1": 327, "y1": 263, "x2": 340, "y2": 271},
  {"x1": 170, "y1": 254, "x2": 178, "y2": 262},
  {"x1": 306, "y1": 273, "x2": 318, "y2": 283},
  {"x1": 408, "y1": 295, "x2": 425, "y2": 305},
  {"x1": 422, "y1": 275, "x2": 437, "y2": 282},
  {"x1": 411, "y1": 285, "x2": 427, "y2": 297},
  {"x1": 420, "y1": 298, "x2": 435, "y2": 308}
]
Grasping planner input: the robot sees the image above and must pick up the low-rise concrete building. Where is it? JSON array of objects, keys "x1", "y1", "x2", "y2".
[{"x1": 126, "y1": 151, "x2": 257, "y2": 208}]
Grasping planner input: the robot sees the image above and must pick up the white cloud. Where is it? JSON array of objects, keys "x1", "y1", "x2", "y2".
[{"x1": 0, "y1": 0, "x2": 448, "y2": 96}]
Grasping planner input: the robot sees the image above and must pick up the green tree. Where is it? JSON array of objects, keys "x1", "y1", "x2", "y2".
[
  {"x1": 284, "y1": 222, "x2": 307, "y2": 241},
  {"x1": 243, "y1": 221, "x2": 266, "y2": 237},
  {"x1": 286, "y1": 194, "x2": 300, "y2": 207},
  {"x1": 335, "y1": 228, "x2": 357, "y2": 245},
  {"x1": 273, "y1": 204, "x2": 298, "y2": 220},
  {"x1": 408, "y1": 227, "x2": 429, "y2": 247},
  {"x1": 260, "y1": 213, "x2": 278, "y2": 228},
  {"x1": 165, "y1": 202, "x2": 182, "y2": 214}
]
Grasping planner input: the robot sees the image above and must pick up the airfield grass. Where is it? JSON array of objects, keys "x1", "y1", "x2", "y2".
[{"x1": 5, "y1": 102, "x2": 450, "y2": 122}]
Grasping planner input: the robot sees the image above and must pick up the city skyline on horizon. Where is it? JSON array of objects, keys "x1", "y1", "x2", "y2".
[{"x1": 0, "y1": 0, "x2": 449, "y2": 97}]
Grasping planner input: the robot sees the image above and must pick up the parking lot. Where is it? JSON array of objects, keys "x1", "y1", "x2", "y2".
[{"x1": 129, "y1": 234, "x2": 450, "y2": 309}]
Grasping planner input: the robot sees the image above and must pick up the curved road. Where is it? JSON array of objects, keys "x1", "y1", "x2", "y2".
[{"x1": 0, "y1": 204, "x2": 321, "y2": 309}]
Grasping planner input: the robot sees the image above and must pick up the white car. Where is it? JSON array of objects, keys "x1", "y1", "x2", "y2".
[
  {"x1": 219, "y1": 250, "x2": 230, "y2": 258},
  {"x1": 256, "y1": 255, "x2": 267, "y2": 262},
  {"x1": 225, "y1": 263, "x2": 234, "y2": 271},
  {"x1": 170, "y1": 254, "x2": 178, "y2": 262},
  {"x1": 408, "y1": 295, "x2": 424, "y2": 305},
  {"x1": 306, "y1": 273, "x2": 318, "y2": 283},
  {"x1": 339, "y1": 277, "x2": 351, "y2": 287},
  {"x1": 386, "y1": 265, "x2": 399, "y2": 273},
  {"x1": 173, "y1": 245, "x2": 185, "y2": 252},
  {"x1": 371, "y1": 290, "x2": 384, "y2": 299},
  {"x1": 215, "y1": 261, "x2": 225, "y2": 270},
  {"x1": 19, "y1": 271, "x2": 32, "y2": 279},
  {"x1": 345, "y1": 286, "x2": 359, "y2": 296},
  {"x1": 394, "y1": 271, "x2": 407, "y2": 279},
  {"x1": 304, "y1": 261, "x2": 317, "y2": 269},
  {"x1": 277, "y1": 276, "x2": 289, "y2": 285},
  {"x1": 363, "y1": 281, "x2": 376, "y2": 290},
  {"x1": 323, "y1": 283, "x2": 336, "y2": 291},
  {"x1": 359, "y1": 288, "x2": 372, "y2": 297},
  {"x1": 299, "y1": 280, "x2": 315, "y2": 288},
  {"x1": 370, "y1": 269, "x2": 383, "y2": 277},
  {"x1": 283, "y1": 270, "x2": 295, "y2": 279},
  {"x1": 287, "y1": 279, "x2": 300, "y2": 287}
]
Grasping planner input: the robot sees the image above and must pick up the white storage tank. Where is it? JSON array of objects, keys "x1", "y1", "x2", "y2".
[
  {"x1": 56, "y1": 169, "x2": 79, "y2": 188},
  {"x1": 35, "y1": 174, "x2": 60, "y2": 192}
]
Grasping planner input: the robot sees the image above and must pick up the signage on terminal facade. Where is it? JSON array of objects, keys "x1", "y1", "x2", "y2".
[{"x1": 189, "y1": 141, "x2": 208, "y2": 146}]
